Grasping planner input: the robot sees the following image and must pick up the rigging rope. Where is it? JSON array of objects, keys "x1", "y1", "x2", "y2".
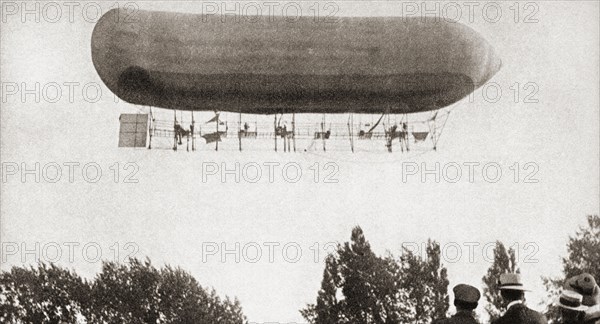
[{"x1": 367, "y1": 113, "x2": 385, "y2": 133}]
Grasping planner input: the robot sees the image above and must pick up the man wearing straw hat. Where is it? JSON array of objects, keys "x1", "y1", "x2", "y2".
[
  {"x1": 557, "y1": 290, "x2": 588, "y2": 324},
  {"x1": 492, "y1": 273, "x2": 547, "y2": 324},
  {"x1": 564, "y1": 273, "x2": 600, "y2": 324}
]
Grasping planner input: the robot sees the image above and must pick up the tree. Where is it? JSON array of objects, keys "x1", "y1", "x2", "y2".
[
  {"x1": 301, "y1": 226, "x2": 415, "y2": 324},
  {"x1": 481, "y1": 241, "x2": 520, "y2": 322},
  {"x1": 0, "y1": 258, "x2": 248, "y2": 324},
  {"x1": 543, "y1": 215, "x2": 600, "y2": 323},
  {"x1": 400, "y1": 240, "x2": 450, "y2": 323},
  {"x1": 157, "y1": 265, "x2": 211, "y2": 323},
  {"x1": 0, "y1": 263, "x2": 89, "y2": 323},
  {"x1": 300, "y1": 254, "x2": 342, "y2": 324},
  {"x1": 87, "y1": 258, "x2": 163, "y2": 323},
  {"x1": 88, "y1": 258, "x2": 247, "y2": 324}
]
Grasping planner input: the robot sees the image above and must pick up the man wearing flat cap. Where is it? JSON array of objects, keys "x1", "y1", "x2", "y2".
[
  {"x1": 432, "y1": 284, "x2": 481, "y2": 324},
  {"x1": 492, "y1": 273, "x2": 548, "y2": 324}
]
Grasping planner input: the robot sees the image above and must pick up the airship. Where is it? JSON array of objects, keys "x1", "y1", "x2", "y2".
[{"x1": 91, "y1": 9, "x2": 501, "y2": 115}]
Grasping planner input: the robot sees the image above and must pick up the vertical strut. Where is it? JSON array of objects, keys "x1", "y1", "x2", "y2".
[
  {"x1": 173, "y1": 109, "x2": 178, "y2": 151},
  {"x1": 215, "y1": 112, "x2": 219, "y2": 151},
  {"x1": 238, "y1": 111, "x2": 242, "y2": 152},
  {"x1": 405, "y1": 113, "x2": 409, "y2": 152},
  {"x1": 385, "y1": 108, "x2": 392, "y2": 153},
  {"x1": 428, "y1": 111, "x2": 438, "y2": 151},
  {"x1": 321, "y1": 114, "x2": 326, "y2": 152},
  {"x1": 274, "y1": 114, "x2": 277, "y2": 152},
  {"x1": 292, "y1": 113, "x2": 296, "y2": 152},
  {"x1": 185, "y1": 111, "x2": 189, "y2": 152},
  {"x1": 283, "y1": 115, "x2": 288, "y2": 153},
  {"x1": 148, "y1": 106, "x2": 153, "y2": 150},
  {"x1": 285, "y1": 115, "x2": 289, "y2": 152},
  {"x1": 348, "y1": 113, "x2": 354, "y2": 152},
  {"x1": 191, "y1": 111, "x2": 196, "y2": 151}
]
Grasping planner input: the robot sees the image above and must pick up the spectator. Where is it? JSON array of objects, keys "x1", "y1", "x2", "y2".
[
  {"x1": 492, "y1": 273, "x2": 547, "y2": 324},
  {"x1": 557, "y1": 290, "x2": 588, "y2": 324},
  {"x1": 432, "y1": 284, "x2": 481, "y2": 324}
]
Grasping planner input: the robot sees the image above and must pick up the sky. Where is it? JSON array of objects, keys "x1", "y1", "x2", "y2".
[{"x1": 1, "y1": 1, "x2": 599, "y2": 323}]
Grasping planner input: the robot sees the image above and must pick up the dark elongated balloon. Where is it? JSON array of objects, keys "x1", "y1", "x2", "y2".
[{"x1": 91, "y1": 9, "x2": 501, "y2": 114}]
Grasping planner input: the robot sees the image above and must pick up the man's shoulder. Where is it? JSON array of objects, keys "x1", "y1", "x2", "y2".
[
  {"x1": 490, "y1": 315, "x2": 505, "y2": 324},
  {"x1": 496, "y1": 304, "x2": 547, "y2": 324},
  {"x1": 432, "y1": 314, "x2": 479, "y2": 324},
  {"x1": 521, "y1": 304, "x2": 548, "y2": 322}
]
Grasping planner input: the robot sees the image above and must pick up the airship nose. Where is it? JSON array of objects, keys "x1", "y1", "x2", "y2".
[
  {"x1": 490, "y1": 49, "x2": 502, "y2": 78},
  {"x1": 480, "y1": 45, "x2": 502, "y2": 86}
]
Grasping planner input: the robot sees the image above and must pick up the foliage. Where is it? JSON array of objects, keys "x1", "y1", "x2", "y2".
[
  {"x1": 301, "y1": 226, "x2": 449, "y2": 324},
  {"x1": 0, "y1": 258, "x2": 247, "y2": 324},
  {"x1": 0, "y1": 263, "x2": 88, "y2": 323},
  {"x1": 542, "y1": 215, "x2": 600, "y2": 323},
  {"x1": 400, "y1": 240, "x2": 450, "y2": 323},
  {"x1": 481, "y1": 241, "x2": 520, "y2": 322}
]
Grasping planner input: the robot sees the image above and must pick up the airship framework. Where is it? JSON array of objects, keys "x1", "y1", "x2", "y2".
[{"x1": 91, "y1": 9, "x2": 501, "y2": 153}]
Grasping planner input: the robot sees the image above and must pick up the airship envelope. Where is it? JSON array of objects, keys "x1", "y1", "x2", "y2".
[{"x1": 91, "y1": 9, "x2": 501, "y2": 114}]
